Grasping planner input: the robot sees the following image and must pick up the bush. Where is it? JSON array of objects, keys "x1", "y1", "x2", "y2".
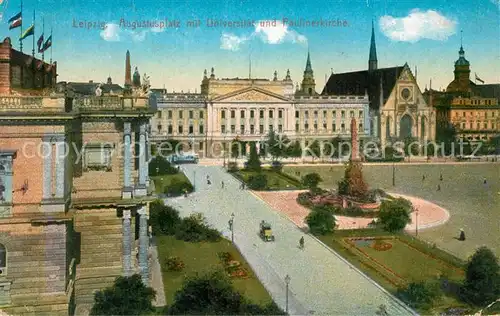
[
  {"x1": 396, "y1": 281, "x2": 442, "y2": 310},
  {"x1": 164, "y1": 178, "x2": 194, "y2": 196},
  {"x1": 247, "y1": 174, "x2": 268, "y2": 190},
  {"x1": 461, "y1": 246, "x2": 500, "y2": 306},
  {"x1": 149, "y1": 156, "x2": 178, "y2": 176},
  {"x1": 165, "y1": 256, "x2": 185, "y2": 272},
  {"x1": 90, "y1": 274, "x2": 156, "y2": 315},
  {"x1": 306, "y1": 205, "x2": 336, "y2": 235},
  {"x1": 227, "y1": 161, "x2": 239, "y2": 173},
  {"x1": 377, "y1": 198, "x2": 412, "y2": 232},
  {"x1": 175, "y1": 215, "x2": 221, "y2": 243},
  {"x1": 149, "y1": 200, "x2": 181, "y2": 235},
  {"x1": 301, "y1": 173, "x2": 322, "y2": 190},
  {"x1": 297, "y1": 191, "x2": 314, "y2": 207}
]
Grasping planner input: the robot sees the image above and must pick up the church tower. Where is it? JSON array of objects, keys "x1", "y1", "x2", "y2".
[
  {"x1": 446, "y1": 43, "x2": 471, "y2": 94},
  {"x1": 297, "y1": 51, "x2": 317, "y2": 96},
  {"x1": 368, "y1": 20, "x2": 378, "y2": 72}
]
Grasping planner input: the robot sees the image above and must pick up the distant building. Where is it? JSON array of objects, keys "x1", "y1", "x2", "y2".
[
  {"x1": 322, "y1": 22, "x2": 435, "y2": 148},
  {"x1": 424, "y1": 44, "x2": 500, "y2": 142},
  {"x1": 150, "y1": 59, "x2": 371, "y2": 158}
]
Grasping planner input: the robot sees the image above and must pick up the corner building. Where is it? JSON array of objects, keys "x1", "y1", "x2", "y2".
[{"x1": 0, "y1": 39, "x2": 156, "y2": 315}]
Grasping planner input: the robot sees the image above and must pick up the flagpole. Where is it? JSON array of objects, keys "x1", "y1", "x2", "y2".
[
  {"x1": 50, "y1": 26, "x2": 53, "y2": 64},
  {"x1": 19, "y1": 0, "x2": 23, "y2": 52},
  {"x1": 32, "y1": 9, "x2": 35, "y2": 57},
  {"x1": 41, "y1": 18, "x2": 45, "y2": 61}
]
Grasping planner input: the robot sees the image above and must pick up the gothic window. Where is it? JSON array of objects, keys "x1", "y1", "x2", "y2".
[{"x1": 0, "y1": 244, "x2": 5, "y2": 274}]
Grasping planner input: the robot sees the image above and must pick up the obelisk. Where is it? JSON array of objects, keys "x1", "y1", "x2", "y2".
[
  {"x1": 351, "y1": 118, "x2": 359, "y2": 161},
  {"x1": 124, "y1": 50, "x2": 132, "y2": 95}
]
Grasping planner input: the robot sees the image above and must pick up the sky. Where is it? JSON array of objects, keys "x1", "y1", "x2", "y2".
[{"x1": 0, "y1": 0, "x2": 499, "y2": 93}]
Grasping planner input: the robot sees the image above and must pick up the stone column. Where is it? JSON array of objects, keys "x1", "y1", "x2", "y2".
[
  {"x1": 123, "y1": 122, "x2": 132, "y2": 191},
  {"x1": 42, "y1": 137, "x2": 53, "y2": 200},
  {"x1": 55, "y1": 137, "x2": 66, "y2": 199},
  {"x1": 122, "y1": 210, "x2": 132, "y2": 276},
  {"x1": 139, "y1": 122, "x2": 147, "y2": 187},
  {"x1": 138, "y1": 206, "x2": 149, "y2": 284}
]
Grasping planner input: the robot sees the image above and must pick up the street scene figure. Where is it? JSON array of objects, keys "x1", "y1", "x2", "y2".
[
  {"x1": 459, "y1": 229, "x2": 466, "y2": 241},
  {"x1": 440, "y1": 173, "x2": 443, "y2": 181},
  {"x1": 422, "y1": 175, "x2": 426, "y2": 181},
  {"x1": 221, "y1": 181, "x2": 224, "y2": 189},
  {"x1": 437, "y1": 184, "x2": 441, "y2": 191},
  {"x1": 299, "y1": 236, "x2": 305, "y2": 250}
]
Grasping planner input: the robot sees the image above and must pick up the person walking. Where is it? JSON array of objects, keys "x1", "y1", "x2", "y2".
[
  {"x1": 437, "y1": 184, "x2": 441, "y2": 191},
  {"x1": 422, "y1": 175, "x2": 426, "y2": 181},
  {"x1": 221, "y1": 181, "x2": 225, "y2": 189},
  {"x1": 299, "y1": 236, "x2": 304, "y2": 250},
  {"x1": 483, "y1": 177, "x2": 487, "y2": 185},
  {"x1": 439, "y1": 173, "x2": 443, "y2": 181}
]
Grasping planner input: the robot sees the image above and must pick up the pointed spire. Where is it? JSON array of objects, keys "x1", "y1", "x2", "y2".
[
  {"x1": 369, "y1": 19, "x2": 378, "y2": 71},
  {"x1": 125, "y1": 50, "x2": 132, "y2": 87},
  {"x1": 305, "y1": 50, "x2": 313, "y2": 73},
  {"x1": 210, "y1": 67, "x2": 215, "y2": 79},
  {"x1": 273, "y1": 70, "x2": 278, "y2": 81}
]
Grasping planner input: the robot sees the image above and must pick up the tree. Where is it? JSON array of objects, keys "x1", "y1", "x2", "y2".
[
  {"x1": 148, "y1": 155, "x2": 178, "y2": 176},
  {"x1": 302, "y1": 173, "x2": 322, "y2": 190},
  {"x1": 166, "y1": 270, "x2": 285, "y2": 315},
  {"x1": 231, "y1": 139, "x2": 245, "y2": 158},
  {"x1": 377, "y1": 198, "x2": 412, "y2": 232},
  {"x1": 305, "y1": 205, "x2": 336, "y2": 235},
  {"x1": 286, "y1": 140, "x2": 302, "y2": 158},
  {"x1": 266, "y1": 130, "x2": 289, "y2": 160},
  {"x1": 396, "y1": 281, "x2": 442, "y2": 310},
  {"x1": 246, "y1": 142, "x2": 261, "y2": 171},
  {"x1": 461, "y1": 246, "x2": 500, "y2": 306},
  {"x1": 149, "y1": 200, "x2": 181, "y2": 235},
  {"x1": 90, "y1": 274, "x2": 156, "y2": 315}
]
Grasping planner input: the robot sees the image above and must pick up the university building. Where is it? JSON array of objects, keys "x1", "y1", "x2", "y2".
[
  {"x1": 423, "y1": 44, "x2": 500, "y2": 142},
  {"x1": 0, "y1": 39, "x2": 156, "y2": 315},
  {"x1": 322, "y1": 22, "x2": 436, "y2": 149},
  {"x1": 150, "y1": 53, "x2": 370, "y2": 157}
]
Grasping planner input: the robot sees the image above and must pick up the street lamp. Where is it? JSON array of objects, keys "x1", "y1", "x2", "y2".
[
  {"x1": 415, "y1": 207, "x2": 419, "y2": 236},
  {"x1": 228, "y1": 213, "x2": 235, "y2": 243},
  {"x1": 193, "y1": 169, "x2": 196, "y2": 191},
  {"x1": 284, "y1": 274, "x2": 291, "y2": 314},
  {"x1": 392, "y1": 160, "x2": 396, "y2": 187}
]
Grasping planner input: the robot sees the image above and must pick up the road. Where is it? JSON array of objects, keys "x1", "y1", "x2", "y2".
[{"x1": 164, "y1": 164, "x2": 416, "y2": 315}]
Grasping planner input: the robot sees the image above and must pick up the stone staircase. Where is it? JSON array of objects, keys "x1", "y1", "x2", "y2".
[{"x1": 73, "y1": 209, "x2": 123, "y2": 305}]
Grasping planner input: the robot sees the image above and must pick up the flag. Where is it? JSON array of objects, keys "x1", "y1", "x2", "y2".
[
  {"x1": 41, "y1": 35, "x2": 51, "y2": 52},
  {"x1": 8, "y1": 11, "x2": 21, "y2": 29},
  {"x1": 37, "y1": 33, "x2": 44, "y2": 52},
  {"x1": 475, "y1": 73, "x2": 484, "y2": 84},
  {"x1": 20, "y1": 24, "x2": 33, "y2": 40}
]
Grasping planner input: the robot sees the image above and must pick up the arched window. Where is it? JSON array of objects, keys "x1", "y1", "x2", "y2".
[{"x1": 0, "y1": 244, "x2": 6, "y2": 274}]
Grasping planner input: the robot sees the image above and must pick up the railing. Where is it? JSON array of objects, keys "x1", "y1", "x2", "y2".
[
  {"x1": 0, "y1": 96, "x2": 44, "y2": 109},
  {"x1": 73, "y1": 96, "x2": 122, "y2": 109}
]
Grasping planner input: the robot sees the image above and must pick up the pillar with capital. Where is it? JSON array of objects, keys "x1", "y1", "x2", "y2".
[
  {"x1": 138, "y1": 206, "x2": 149, "y2": 284},
  {"x1": 122, "y1": 210, "x2": 133, "y2": 276}
]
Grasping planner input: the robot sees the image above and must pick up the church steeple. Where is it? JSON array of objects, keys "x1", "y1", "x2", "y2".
[
  {"x1": 446, "y1": 31, "x2": 472, "y2": 94},
  {"x1": 369, "y1": 20, "x2": 378, "y2": 71},
  {"x1": 297, "y1": 50, "x2": 316, "y2": 96}
]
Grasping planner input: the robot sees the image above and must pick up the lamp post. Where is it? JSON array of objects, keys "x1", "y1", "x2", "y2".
[
  {"x1": 193, "y1": 169, "x2": 196, "y2": 191},
  {"x1": 228, "y1": 213, "x2": 234, "y2": 243},
  {"x1": 392, "y1": 161, "x2": 396, "y2": 187},
  {"x1": 223, "y1": 132, "x2": 227, "y2": 168},
  {"x1": 284, "y1": 274, "x2": 291, "y2": 314},
  {"x1": 415, "y1": 207, "x2": 419, "y2": 236}
]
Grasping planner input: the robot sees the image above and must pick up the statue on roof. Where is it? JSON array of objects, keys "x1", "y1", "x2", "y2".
[
  {"x1": 133, "y1": 67, "x2": 141, "y2": 87},
  {"x1": 95, "y1": 84, "x2": 103, "y2": 97},
  {"x1": 141, "y1": 73, "x2": 151, "y2": 96}
]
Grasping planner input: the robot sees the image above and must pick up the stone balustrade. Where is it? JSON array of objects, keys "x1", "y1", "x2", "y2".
[{"x1": 0, "y1": 95, "x2": 65, "y2": 112}]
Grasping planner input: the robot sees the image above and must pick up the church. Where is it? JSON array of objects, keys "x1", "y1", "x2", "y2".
[{"x1": 322, "y1": 22, "x2": 436, "y2": 149}]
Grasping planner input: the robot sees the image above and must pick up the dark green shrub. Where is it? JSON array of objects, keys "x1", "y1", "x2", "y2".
[
  {"x1": 306, "y1": 206, "x2": 336, "y2": 235},
  {"x1": 246, "y1": 143, "x2": 261, "y2": 171},
  {"x1": 149, "y1": 156, "x2": 178, "y2": 176},
  {"x1": 377, "y1": 198, "x2": 412, "y2": 232},
  {"x1": 301, "y1": 172, "x2": 322, "y2": 189},
  {"x1": 175, "y1": 216, "x2": 221, "y2": 243},
  {"x1": 164, "y1": 179, "x2": 194, "y2": 196},
  {"x1": 149, "y1": 200, "x2": 181, "y2": 235},
  {"x1": 396, "y1": 281, "x2": 442, "y2": 310},
  {"x1": 247, "y1": 174, "x2": 267, "y2": 190}
]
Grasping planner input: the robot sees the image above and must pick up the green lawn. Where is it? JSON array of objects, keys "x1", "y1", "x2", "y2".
[
  {"x1": 236, "y1": 169, "x2": 302, "y2": 190},
  {"x1": 156, "y1": 235, "x2": 273, "y2": 306},
  {"x1": 316, "y1": 229, "x2": 469, "y2": 314},
  {"x1": 151, "y1": 173, "x2": 191, "y2": 194},
  {"x1": 283, "y1": 164, "x2": 500, "y2": 259}
]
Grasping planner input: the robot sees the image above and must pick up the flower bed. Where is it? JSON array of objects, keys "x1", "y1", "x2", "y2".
[{"x1": 372, "y1": 240, "x2": 393, "y2": 251}]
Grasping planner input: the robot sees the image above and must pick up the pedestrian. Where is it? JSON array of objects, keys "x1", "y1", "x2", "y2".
[
  {"x1": 483, "y1": 177, "x2": 487, "y2": 185},
  {"x1": 459, "y1": 228, "x2": 466, "y2": 241},
  {"x1": 422, "y1": 175, "x2": 425, "y2": 181},
  {"x1": 437, "y1": 184, "x2": 441, "y2": 191},
  {"x1": 299, "y1": 236, "x2": 305, "y2": 249},
  {"x1": 221, "y1": 181, "x2": 224, "y2": 189},
  {"x1": 439, "y1": 173, "x2": 443, "y2": 181}
]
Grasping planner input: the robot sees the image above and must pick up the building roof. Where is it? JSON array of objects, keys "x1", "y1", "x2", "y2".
[
  {"x1": 63, "y1": 81, "x2": 124, "y2": 96},
  {"x1": 472, "y1": 83, "x2": 500, "y2": 100},
  {"x1": 322, "y1": 66, "x2": 404, "y2": 109}
]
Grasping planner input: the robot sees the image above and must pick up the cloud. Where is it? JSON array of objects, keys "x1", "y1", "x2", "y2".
[
  {"x1": 100, "y1": 22, "x2": 159, "y2": 42},
  {"x1": 220, "y1": 33, "x2": 248, "y2": 51},
  {"x1": 379, "y1": 9, "x2": 457, "y2": 42},
  {"x1": 100, "y1": 23, "x2": 121, "y2": 42},
  {"x1": 219, "y1": 19, "x2": 307, "y2": 51}
]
